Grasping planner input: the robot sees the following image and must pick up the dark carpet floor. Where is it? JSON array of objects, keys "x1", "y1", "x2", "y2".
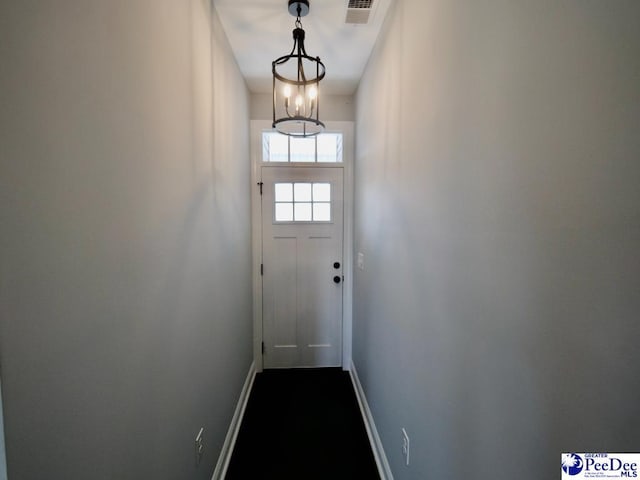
[{"x1": 225, "y1": 368, "x2": 380, "y2": 480}]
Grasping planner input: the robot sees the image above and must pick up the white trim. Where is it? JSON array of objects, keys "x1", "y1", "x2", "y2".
[
  {"x1": 211, "y1": 361, "x2": 257, "y2": 480},
  {"x1": 250, "y1": 120, "x2": 354, "y2": 372},
  {"x1": 251, "y1": 121, "x2": 267, "y2": 372},
  {"x1": 0, "y1": 378, "x2": 7, "y2": 480},
  {"x1": 349, "y1": 360, "x2": 394, "y2": 480},
  {"x1": 341, "y1": 123, "x2": 354, "y2": 372}
]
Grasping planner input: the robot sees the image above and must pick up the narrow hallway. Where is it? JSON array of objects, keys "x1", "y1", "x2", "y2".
[
  {"x1": 2, "y1": 1, "x2": 639, "y2": 479},
  {"x1": 225, "y1": 369, "x2": 379, "y2": 479}
]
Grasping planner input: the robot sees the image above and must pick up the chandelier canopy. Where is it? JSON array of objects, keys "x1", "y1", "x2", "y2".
[{"x1": 272, "y1": 0, "x2": 325, "y2": 137}]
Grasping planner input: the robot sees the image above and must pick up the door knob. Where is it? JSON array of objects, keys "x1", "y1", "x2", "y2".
[
  {"x1": 333, "y1": 262, "x2": 341, "y2": 269},
  {"x1": 333, "y1": 276, "x2": 341, "y2": 284}
]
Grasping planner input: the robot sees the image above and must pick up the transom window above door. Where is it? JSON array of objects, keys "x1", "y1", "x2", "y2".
[
  {"x1": 274, "y1": 182, "x2": 331, "y2": 222},
  {"x1": 263, "y1": 132, "x2": 343, "y2": 163}
]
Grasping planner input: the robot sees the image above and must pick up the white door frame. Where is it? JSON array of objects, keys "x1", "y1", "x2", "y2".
[{"x1": 250, "y1": 120, "x2": 354, "y2": 372}]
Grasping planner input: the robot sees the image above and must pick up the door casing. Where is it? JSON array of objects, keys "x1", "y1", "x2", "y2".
[{"x1": 250, "y1": 120, "x2": 354, "y2": 372}]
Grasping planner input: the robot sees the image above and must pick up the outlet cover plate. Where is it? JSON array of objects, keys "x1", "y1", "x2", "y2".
[
  {"x1": 195, "y1": 427, "x2": 204, "y2": 466},
  {"x1": 402, "y1": 428, "x2": 410, "y2": 466}
]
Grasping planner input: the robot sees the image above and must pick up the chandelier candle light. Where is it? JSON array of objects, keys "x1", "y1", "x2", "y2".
[{"x1": 272, "y1": 0, "x2": 325, "y2": 137}]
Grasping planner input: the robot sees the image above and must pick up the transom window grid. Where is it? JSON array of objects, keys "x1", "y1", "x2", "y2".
[
  {"x1": 263, "y1": 132, "x2": 343, "y2": 163},
  {"x1": 274, "y1": 182, "x2": 332, "y2": 222}
]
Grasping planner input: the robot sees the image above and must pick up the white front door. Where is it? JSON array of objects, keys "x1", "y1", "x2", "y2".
[{"x1": 261, "y1": 166, "x2": 344, "y2": 368}]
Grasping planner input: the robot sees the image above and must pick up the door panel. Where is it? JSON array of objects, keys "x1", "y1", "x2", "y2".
[
  {"x1": 262, "y1": 166, "x2": 343, "y2": 368},
  {"x1": 271, "y1": 237, "x2": 298, "y2": 348}
]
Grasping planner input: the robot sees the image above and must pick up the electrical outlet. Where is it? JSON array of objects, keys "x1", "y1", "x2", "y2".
[
  {"x1": 195, "y1": 427, "x2": 204, "y2": 466},
  {"x1": 357, "y1": 252, "x2": 365, "y2": 270},
  {"x1": 402, "y1": 428, "x2": 410, "y2": 466}
]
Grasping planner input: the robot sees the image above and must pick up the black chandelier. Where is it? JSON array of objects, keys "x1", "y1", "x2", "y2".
[{"x1": 272, "y1": 0, "x2": 325, "y2": 137}]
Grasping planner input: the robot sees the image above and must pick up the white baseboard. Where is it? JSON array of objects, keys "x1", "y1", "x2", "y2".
[
  {"x1": 349, "y1": 360, "x2": 394, "y2": 480},
  {"x1": 211, "y1": 361, "x2": 256, "y2": 480}
]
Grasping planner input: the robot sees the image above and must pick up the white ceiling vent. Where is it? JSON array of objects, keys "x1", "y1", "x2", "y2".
[{"x1": 345, "y1": 0, "x2": 375, "y2": 25}]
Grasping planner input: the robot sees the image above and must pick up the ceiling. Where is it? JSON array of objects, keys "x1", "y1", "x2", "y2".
[{"x1": 213, "y1": 0, "x2": 393, "y2": 95}]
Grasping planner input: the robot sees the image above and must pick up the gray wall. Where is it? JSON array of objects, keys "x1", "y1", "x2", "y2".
[
  {"x1": 0, "y1": 1, "x2": 252, "y2": 479},
  {"x1": 353, "y1": 1, "x2": 640, "y2": 479}
]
